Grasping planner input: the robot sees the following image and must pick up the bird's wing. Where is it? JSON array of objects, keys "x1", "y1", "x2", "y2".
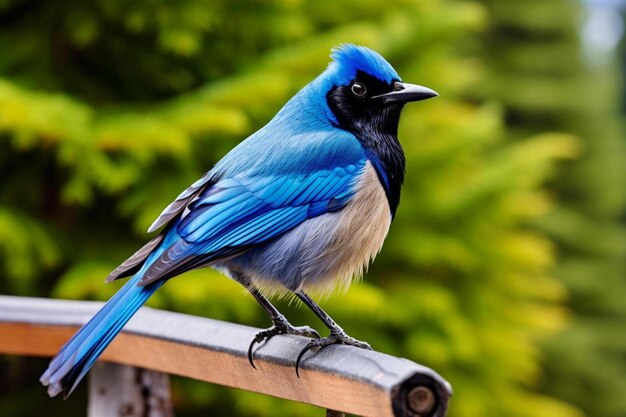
[
  {"x1": 147, "y1": 173, "x2": 216, "y2": 233},
  {"x1": 138, "y1": 158, "x2": 366, "y2": 286},
  {"x1": 105, "y1": 235, "x2": 164, "y2": 282},
  {"x1": 105, "y1": 174, "x2": 216, "y2": 282}
]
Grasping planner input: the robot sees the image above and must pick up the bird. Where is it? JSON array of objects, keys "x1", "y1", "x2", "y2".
[{"x1": 40, "y1": 44, "x2": 438, "y2": 398}]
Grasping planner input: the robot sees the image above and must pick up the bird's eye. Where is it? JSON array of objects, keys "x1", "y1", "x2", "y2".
[{"x1": 351, "y1": 82, "x2": 367, "y2": 97}]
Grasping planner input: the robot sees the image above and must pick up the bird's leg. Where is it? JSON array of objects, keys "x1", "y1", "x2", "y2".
[
  {"x1": 232, "y1": 273, "x2": 320, "y2": 368},
  {"x1": 294, "y1": 290, "x2": 372, "y2": 377}
]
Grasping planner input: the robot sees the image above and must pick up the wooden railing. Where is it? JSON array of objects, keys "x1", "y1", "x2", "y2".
[{"x1": 0, "y1": 295, "x2": 452, "y2": 417}]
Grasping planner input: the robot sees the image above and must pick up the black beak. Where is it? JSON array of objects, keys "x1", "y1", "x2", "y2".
[{"x1": 373, "y1": 82, "x2": 438, "y2": 104}]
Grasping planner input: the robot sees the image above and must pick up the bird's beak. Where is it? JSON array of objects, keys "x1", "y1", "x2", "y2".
[{"x1": 373, "y1": 82, "x2": 439, "y2": 104}]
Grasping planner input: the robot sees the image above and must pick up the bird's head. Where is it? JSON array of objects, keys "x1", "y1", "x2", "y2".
[{"x1": 320, "y1": 44, "x2": 438, "y2": 136}]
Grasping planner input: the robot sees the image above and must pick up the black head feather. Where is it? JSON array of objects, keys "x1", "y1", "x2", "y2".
[{"x1": 327, "y1": 70, "x2": 406, "y2": 217}]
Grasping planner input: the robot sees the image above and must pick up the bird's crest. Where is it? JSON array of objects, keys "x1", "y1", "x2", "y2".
[{"x1": 328, "y1": 44, "x2": 400, "y2": 85}]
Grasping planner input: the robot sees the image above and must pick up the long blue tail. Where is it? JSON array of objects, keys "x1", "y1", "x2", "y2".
[{"x1": 40, "y1": 271, "x2": 163, "y2": 397}]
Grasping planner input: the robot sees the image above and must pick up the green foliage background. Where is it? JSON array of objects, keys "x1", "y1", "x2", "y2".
[{"x1": 0, "y1": 0, "x2": 623, "y2": 416}]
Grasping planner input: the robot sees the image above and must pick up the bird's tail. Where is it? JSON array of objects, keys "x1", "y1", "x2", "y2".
[{"x1": 39, "y1": 270, "x2": 163, "y2": 398}]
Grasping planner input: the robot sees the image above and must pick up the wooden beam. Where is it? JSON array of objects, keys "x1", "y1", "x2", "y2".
[{"x1": 0, "y1": 295, "x2": 452, "y2": 417}]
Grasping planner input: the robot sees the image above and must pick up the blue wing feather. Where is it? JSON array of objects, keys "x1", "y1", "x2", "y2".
[
  {"x1": 138, "y1": 157, "x2": 366, "y2": 285},
  {"x1": 137, "y1": 127, "x2": 367, "y2": 286}
]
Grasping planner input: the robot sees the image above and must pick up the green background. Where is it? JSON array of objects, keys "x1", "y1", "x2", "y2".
[{"x1": 0, "y1": 0, "x2": 624, "y2": 416}]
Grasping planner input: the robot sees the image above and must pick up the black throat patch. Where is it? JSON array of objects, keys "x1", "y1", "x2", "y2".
[{"x1": 326, "y1": 72, "x2": 406, "y2": 217}]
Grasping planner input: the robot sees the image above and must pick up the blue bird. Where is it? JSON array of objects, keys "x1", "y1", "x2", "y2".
[{"x1": 40, "y1": 44, "x2": 438, "y2": 397}]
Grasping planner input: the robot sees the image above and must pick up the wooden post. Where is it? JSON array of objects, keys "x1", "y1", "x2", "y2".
[{"x1": 88, "y1": 362, "x2": 174, "y2": 417}]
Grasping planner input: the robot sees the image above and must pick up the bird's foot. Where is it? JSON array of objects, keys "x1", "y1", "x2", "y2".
[
  {"x1": 295, "y1": 329, "x2": 371, "y2": 377},
  {"x1": 248, "y1": 317, "x2": 319, "y2": 368}
]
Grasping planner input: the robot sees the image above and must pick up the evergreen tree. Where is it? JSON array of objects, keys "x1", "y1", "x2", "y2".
[{"x1": 477, "y1": 0, "x2": 626, "y2": 416}]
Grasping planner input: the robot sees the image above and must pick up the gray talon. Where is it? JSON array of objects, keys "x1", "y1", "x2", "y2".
[
  {"x1": 248, "y1": 322, "x2": 320, "y2": 368},
  {"x1": 295, "y1": 330, "x2": 371, "y2": 377}
]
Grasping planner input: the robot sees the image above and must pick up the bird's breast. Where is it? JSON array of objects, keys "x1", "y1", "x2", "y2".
[
  {"x1": 298, "y1": 161, "x2": 391, "y2": 294},
  {"x1": 224, "y1": 162, "x2": 391, "y2": 298}
]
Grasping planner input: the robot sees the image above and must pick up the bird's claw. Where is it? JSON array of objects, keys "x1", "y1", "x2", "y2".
[
  {"x1": 295, "y1": 330, "x2": 371, "y2": 377},
  {"x1": 248, "y1": 322, "x2": 320, "y2": 369}
]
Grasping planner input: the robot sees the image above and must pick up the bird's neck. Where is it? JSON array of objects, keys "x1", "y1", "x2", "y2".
[
  {"x1": 323, "y1": 86, "x2": 406, "y2": 217},
  {"x1": 357, "y1": 126, "x2": 405, "y2": 217}
]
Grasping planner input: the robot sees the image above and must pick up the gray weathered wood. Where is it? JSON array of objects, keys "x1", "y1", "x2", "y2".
[
  {"x1": 0, "y1": 295, "x2": 452, "y2": 417},
  {"x1": 88, "y1": 362, "x2": 174, "y2": 417}
]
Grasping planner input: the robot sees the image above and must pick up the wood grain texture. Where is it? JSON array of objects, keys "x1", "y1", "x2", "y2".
[{"x1": 0, "y1": 295, "x2": 451, "y2": 417}]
